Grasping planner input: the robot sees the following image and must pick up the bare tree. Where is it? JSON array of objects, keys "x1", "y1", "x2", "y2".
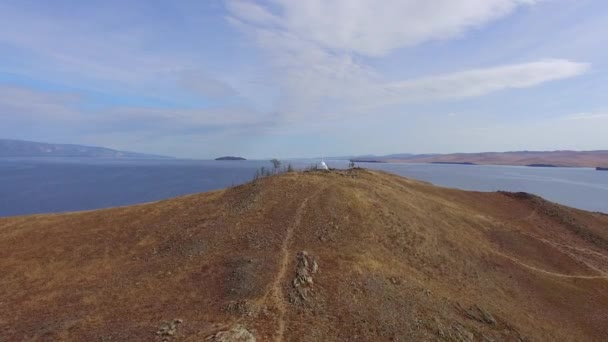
[{"x1": 270, "y1": 159, "x2": 281, "y2": 173}]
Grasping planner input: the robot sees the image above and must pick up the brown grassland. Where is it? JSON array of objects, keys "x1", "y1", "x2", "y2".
[{"x1": 1, "y1": 169, "x2": 607, "y2": 341}]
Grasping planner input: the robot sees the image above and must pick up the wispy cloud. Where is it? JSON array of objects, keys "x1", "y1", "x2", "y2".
[
  {"x1": 226, "y1": 0, "x2": 588, "y2": 122},
  {"x1": 382, "y1": 59, "x2": 589, "y2": 103},
  {"x1": 177, "y1": 70, "x2": 239, "y2": 99},
  {"x1": 562, "y1": 112, "x2": 608, "y2": 120},
  {"x1": 0, "y1": 85, "x2": 82, "y2": 121},
  {"x1": 227, "y1": 0, "x2": 540, "y2": 57}
]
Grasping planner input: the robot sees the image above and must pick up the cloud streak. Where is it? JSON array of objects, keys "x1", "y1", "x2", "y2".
[
  {"x1": 0, "y1": 85, "x2": 82, "y2": 121},
  {"x1": 227, "y1": 0, "x2": 540, "y2": 56},
  {"x1": 226, "y1": 0, "x2": 588, "y2": 122},
  {"x1": 562, "y1": 112, "x2": 608, "y2": 120},
  {"x1": 383, "y1": 59, "x2": 589, "y2": 103}
]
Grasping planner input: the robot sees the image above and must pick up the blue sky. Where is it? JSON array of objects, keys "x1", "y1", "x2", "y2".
[{"x1": 1, "y1": 0, "x2": 607, "y2": 158}]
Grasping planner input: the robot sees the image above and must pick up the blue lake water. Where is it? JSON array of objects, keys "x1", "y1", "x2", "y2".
[{"x1": 0, "y1": 158, "x2": 606, "y2": 217}]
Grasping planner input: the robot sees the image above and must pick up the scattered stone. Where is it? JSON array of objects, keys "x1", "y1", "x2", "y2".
[
  {"x1": 207, "y1": 324, "x2": 256, "y2": 342},
  {"x1": 451, "y1": 323, "x2": 474, "y2": 342},
  {"x1": 459, "y1": 303, "x2": 497, "y2": 325},
  {"x1": 156, "y1": 319, "x2": 183, "y2": 339},
  {"x1": 223, "y1": 300, "x2": 254, "y2": 316},
  {"x1": 292, "y1": 251, "x2": 319, "y2": 302}
]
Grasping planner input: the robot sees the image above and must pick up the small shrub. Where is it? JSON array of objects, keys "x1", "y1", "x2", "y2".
[{"x1": 270, "y1": 158, "x2": 281, "y2": 173}]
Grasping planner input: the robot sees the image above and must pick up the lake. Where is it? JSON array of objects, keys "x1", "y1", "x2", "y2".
[{"x1": 0, "y1": 158, "x2": 606, "y2": 217}]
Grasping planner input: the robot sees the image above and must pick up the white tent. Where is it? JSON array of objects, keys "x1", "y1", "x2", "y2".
[{"x1": 319, "y1": 160, "x2": 329, "y2": 170}]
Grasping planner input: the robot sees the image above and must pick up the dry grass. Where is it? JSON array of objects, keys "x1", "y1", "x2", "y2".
[{"x1": 1, "y1": 168, "x2": 607, "y2": 341}]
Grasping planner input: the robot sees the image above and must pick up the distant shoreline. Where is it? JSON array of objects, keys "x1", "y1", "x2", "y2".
[
  {"x1": 431, "y1": 161, "x2": 476, "y2": 165},
  {"x1": 350, "y1": 159, "x2": 386, "y2": 163},
  {"x1": 376, "y1": 150, "x2": 608, "y2": 168},
  {"x1": 526, "y1": 164, "x2": 559, "y2": 168}
]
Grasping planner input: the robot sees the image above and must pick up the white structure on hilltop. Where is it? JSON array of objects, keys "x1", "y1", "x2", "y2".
[{"x1": 319, "y1": 159, "x2": 329, "y2": 170}]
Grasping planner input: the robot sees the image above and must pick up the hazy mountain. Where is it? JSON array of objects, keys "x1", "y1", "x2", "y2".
[
  {"x1": 0, "y1": 139, "x2": 172, "y2": 159},
  {"x1": 2, "y1": 169, "x2": 607, "y2": 341}
]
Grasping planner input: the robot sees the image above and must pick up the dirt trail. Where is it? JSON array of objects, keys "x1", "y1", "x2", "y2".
[
  {"x1": 268, "y1": 186, "x2": 326, "y2": 342},
  {"x1": 494, "y1": 250, "x2": 608, "y2": 280}
]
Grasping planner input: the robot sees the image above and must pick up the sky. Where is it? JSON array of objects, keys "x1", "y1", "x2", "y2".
[{"x1": 1, "y1": 0, "x2": 607, "y2": 158}]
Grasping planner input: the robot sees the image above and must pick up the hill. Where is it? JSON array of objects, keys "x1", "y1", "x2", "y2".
[
  {"x1": 0, "y1": 139, "x2": 172, "y2": 158},
  {"x1": 1, "y1": 169, "x2": 608, "y2": 341},
  {"x1": 384, "y1": 150, "x2": 608, "y2": 168}
]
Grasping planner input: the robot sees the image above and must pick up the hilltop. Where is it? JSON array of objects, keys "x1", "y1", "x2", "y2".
[
  {"x1": 1, "y1": 169, "x2": 608, "y2": 341},
  {"x1": 0, "y1": 139, "x2": 172, "y2": 159}
]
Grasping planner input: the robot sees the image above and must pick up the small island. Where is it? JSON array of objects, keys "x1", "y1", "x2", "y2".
[
  {"x1": 597, "y1": 167, "x2": 608, "y2": 171},
  {"x1": 215, "y1": 156, "x2": 246, "y2": 161}
]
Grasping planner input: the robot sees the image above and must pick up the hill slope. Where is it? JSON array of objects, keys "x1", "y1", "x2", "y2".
[
  {"x1": 1, "y1": 169, "x2": 608, "y2": 341},
  {"x1": 0, "y1": 138, "x2": 172, "y2": 158}
]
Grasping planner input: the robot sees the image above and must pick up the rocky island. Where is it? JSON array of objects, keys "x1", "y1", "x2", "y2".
[{"x1": 215, "y1": 156, "x2": 246, "y2": 161}]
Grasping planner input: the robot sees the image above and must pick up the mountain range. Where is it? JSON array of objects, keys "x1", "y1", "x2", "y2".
[{"x1": 0, "y1": 139, "x2": 172, "y2": 159}]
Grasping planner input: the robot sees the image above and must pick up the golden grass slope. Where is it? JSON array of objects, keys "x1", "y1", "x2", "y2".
[{"x1": 1, "y1": 169, "x2": 608, "y2": 341}]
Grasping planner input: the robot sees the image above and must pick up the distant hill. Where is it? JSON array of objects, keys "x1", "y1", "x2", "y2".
[
  {"x1": 0, "y1": 139, "x2": 172, "y2": 158},
  {"x1": 332, "y1": 153, "x2": 420, "y2": 160},
  {"x1": 1, "y1": 169, "x2": 607, "y2": 341},
  {"x1": 348, "y1": 150, "x2": 608, "y2": 168}
]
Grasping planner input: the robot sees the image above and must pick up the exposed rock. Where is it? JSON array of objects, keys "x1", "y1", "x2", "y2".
[
  {"x1": 207, "y1": 324, "x2": 256, "y2": 342},
  {"x1": 292, "y1": 251, "x2": 319, "y2": 302},
  {"x1": 223, "y1": 300, "x2": 254, "y2": 316},
  {"x1": 156, "y1": 319, "x2": 183, "y2": 340},
  {"x1": 461, "y1": 304, "x2": 496, "y2": 325},
  {"x1": 436, "y1": 321, "x2": 475, "y2": 342}
]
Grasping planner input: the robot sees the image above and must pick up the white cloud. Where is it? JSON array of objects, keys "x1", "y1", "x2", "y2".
[
  {"x1": 382, "y1": 59, "x2": 589, "y2": 103},
  {"x1": 226, "y1": 0, "x2": 588, "y2": 122},
  {"x1": 228, "y1": 0, "x2": 539, "y2": 57}
]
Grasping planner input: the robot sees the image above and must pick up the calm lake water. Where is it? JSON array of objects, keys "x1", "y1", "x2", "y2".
[{"x1": 0, "y1": 158, "x2": 606, "y2": 217}]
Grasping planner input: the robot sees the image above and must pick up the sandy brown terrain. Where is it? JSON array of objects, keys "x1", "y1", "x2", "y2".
[
  {"x1": 387, "y1": 150, "x2": 608, "y2": 167},
  {"x1": 1, "y1": 169, "x2": 608, "y2": 341}
]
